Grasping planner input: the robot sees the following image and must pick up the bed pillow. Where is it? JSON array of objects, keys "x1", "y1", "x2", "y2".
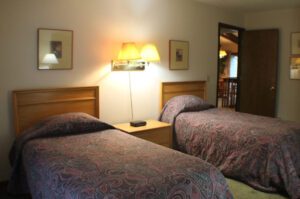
[
  {"x1": 159, "y1": 95, "x2": 213, "y2": 124},
  {"x1": 10, "y1": 112, "x2": 114, "y2": 165},
  {"x1": 21, "y1": 112, "x2": 113, "y2": 140}
]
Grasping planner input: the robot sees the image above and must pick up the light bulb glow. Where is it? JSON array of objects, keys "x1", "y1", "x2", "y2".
[
  {"x1": 141, "y1": 44, "x2": 160, "y2": 62},
  {"x1": 117, "y1": 42, "x2": 141, "y2": 60},
  {"x1": 42, "y1": 53, "x2": 58, "y2": 64},
  {"x1": 219, "y1": 50, "x2": 227, "y2": 58}
]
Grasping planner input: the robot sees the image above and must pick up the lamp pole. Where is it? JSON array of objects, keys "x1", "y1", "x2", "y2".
[{"x1": 128, "y1": 71, "x2": 134, "y2": 121}]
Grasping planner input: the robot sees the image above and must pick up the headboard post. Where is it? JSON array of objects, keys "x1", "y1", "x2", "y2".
[
  {"x1": 161, "y1": 81, "x2": 207, "y2": 109},
  {"x1": 13, "y1": 86, "x2": 99, "y2": 137}
]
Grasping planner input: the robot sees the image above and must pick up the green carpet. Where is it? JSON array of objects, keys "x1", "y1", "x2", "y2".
[{"x1": 226, "y1": 178, "x2": 289, "y2": 199}]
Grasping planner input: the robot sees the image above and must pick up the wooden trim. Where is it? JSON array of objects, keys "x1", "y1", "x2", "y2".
[
  {"x1": 221, "y1": 33, "x2": 238, "y2": 44},
  {"x1": 17, "y1": 97, "x2": 96, "y2": 107},
  {"x1": 218, "y1": 23, "x2": 245, "y2": 31},
  {"x1": 13, "y1": 92, "x2": 20, "y2": 135},
  {"x1": 95, "y1": 86, "x2": 100, "y2": 118},
  {"x1": 161, "y1": 81, "x2": 207, "y2": 109},
  {"x1": 13, "y1": 86, "x2": 99, "y2": 137}
]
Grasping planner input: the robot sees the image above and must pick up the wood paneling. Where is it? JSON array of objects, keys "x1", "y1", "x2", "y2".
[
  {"x1": 13, "y1": 87, "x2": 99, "y2": 137},
  {"x1": 161, "y1": 81, "x2": 207, "y2": 109},
  {"x1": 135, "y1": 128, "x2": 171, "y2": 147}
]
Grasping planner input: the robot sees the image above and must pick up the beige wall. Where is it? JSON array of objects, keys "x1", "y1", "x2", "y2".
[
  {"x1": 244, "y1": 8, "x2": 300, "y2": 122},
  {"x1": 0, "y1": 0, "x2": 243, "y2": 181}
]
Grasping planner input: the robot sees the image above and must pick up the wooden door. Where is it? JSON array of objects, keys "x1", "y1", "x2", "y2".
[{"x1": 239, "y1": 29, "x2": 278, "y2": 117}]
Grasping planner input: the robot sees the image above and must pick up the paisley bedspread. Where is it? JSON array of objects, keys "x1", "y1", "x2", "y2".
[
  {"x1": 163, "y1": 108, "x2": 300, "y2": 199},
  {"x1": 22, "y1": 130, "x2": 232, "y2": 199}
]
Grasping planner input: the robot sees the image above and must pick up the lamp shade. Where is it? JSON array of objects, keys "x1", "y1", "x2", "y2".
[
  {"x1": 118, "y1": 42, "x2": 141, "y2": 60},
  {"x1": 42, "y1": 53, "x2": 58, "y2": 64},
  {"x1": 219, "y1": 50, "x2": 227, "y2": 58},
  {"x1": 141, "y1": 44, "x2": 160, "y2": 62}
]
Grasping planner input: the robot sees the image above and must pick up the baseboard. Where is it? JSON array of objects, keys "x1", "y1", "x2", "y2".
[{"x1": 0, "y1": 181, "x2": 8, "y2": 192}]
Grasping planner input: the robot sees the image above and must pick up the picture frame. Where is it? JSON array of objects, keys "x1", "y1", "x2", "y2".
[
  {"x1": 290, "y1": 32, "x2": 300, "y2": 80},
  {"x1": 290, "y1": 56, "x2": 300, "y2": 80},
  {"x1": 169, "y1": 40, "x2": 189, "y2": 70},
  {"x1": 291, "y1": 32, "x2": 300, "y2": 56},
  {"x1": 38, "y1": 28, "x2": 73, "y2": 70}
]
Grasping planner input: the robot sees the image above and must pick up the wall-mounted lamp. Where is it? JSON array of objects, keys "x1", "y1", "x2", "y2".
[
  {"x1": 141, "y1": 44, "x2": 160, "y2": 63},
  {"x1": 112, "y1": 42, "x2": 160, "y2": 71},
  {"x1": 111, "y1": 42, "x2": 160, "y2": 123},
  {"x1": 118, "y1": 42, "x2": 141, "y2": 60}
]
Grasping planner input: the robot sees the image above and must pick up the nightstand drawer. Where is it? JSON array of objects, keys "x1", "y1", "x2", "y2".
[{"x1": 134, "y1": 128, "x2": 171, "y2": 147}]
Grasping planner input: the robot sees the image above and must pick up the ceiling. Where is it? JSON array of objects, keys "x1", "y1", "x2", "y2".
[
  {"x1": 195, "y1": 0, "x2": 300, "y2": 12},
  {"x1": 220, "y1": 36, "x2": 238, "y2": 53}
]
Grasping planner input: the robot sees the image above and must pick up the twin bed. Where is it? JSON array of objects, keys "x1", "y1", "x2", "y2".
[
  {"x1": 8, "y1": 86, "x2": 232, "y2": 199},
  {"x1": 159, "y1": 81, "x2": 300, "y2": 199},
  {"x1": 8, "y1": 82, "x2": 300, "y2": 199}
]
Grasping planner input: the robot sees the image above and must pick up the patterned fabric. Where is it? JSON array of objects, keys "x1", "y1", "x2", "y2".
[
  {"x1": 8, "y1": 112, "x2": 115, "y2": 194},
  {"x1": 22, "y1": 130, "x2": 232, "y2": 199},
  {"x1": 160, "y1": 106, "x2": 300, "y2": 199},
  {"x1": 159, "y1": 95, "x2": 213, "y2": 124}
]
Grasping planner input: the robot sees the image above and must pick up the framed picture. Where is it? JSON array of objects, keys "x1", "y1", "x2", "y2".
[
  {"x1": 291, "y1": 32, "x2": 300, "y2": 55},
  {"x1": 169, "y1": 40, "x2": 189, "y2": 70},
  {"x1": 38, "y1": 28, "x2": 73, "y2": 70},
  {"x1": 290, "y1": 56, "x2": 300, "y2": 80}
]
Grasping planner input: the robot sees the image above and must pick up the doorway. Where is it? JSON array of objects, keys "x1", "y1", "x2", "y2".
[{"x1": 216, "y1": 23, "x2": 244, "y2": 111}]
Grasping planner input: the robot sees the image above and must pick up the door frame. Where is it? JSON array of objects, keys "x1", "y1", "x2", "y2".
[{"x1": 216, "y1": 23, "x2": 245, "y2": 111}]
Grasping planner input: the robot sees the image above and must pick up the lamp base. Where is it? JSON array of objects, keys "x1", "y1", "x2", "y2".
[
  {"x1": 130, "y1": 120, "x2": 147, "y2": 127},
  {"x1": 111, "y1": 60, "x2": 145, "y2": 71}
]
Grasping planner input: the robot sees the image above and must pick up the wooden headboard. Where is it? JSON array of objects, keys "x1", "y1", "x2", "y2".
[
  {"x1": 13, "y1": 86, "x2": 99, "y2": 137},
  {"x1": 161, "y1": 81, "x2": 207, "y2": 108}
]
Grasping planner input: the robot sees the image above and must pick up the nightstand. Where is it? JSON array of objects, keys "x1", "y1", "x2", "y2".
[{"x1": 113, "y1": 120, "x2": 173, "y2": 148}]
